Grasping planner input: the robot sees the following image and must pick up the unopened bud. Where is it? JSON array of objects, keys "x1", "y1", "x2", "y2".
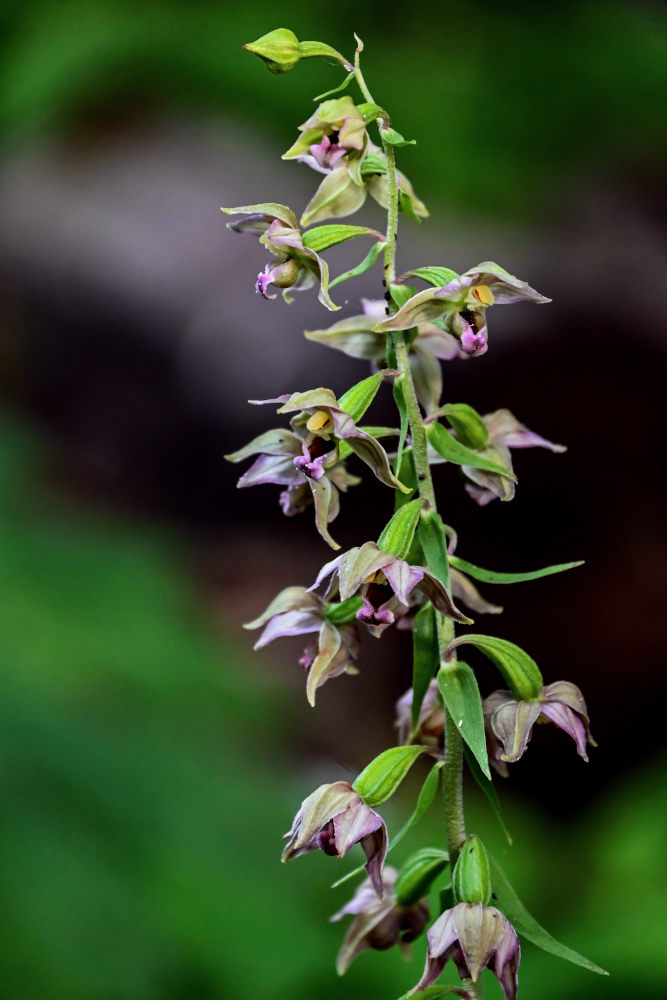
[
  {"x1": 243, "y1": 28, "x2": 301, "y2": 74},
  {"x1": 452, "y1": 834, "x2": 492, "y2": 905}
]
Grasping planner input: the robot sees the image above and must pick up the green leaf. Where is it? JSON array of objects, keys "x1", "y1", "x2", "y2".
[
  {"x1": 441, "y1": 403, "x2": 489, "y2": 450},
  {"x1": 446, "y1": 634, "x2": 543, "y2": 702},
  {"x1": 449, "y1": 556, "x2": 584, "y2": 585},
  {"x1": 331, "y1": 763, "x2": 442, "y2": 889},
  {"x1": 338, "y1": 371, "x2": 384, "y2": 423},
  {"x1": 463, "y1": 746, "x2": 512, "y2": 845},
  {"x1": 427, "y1": 422, "x2": 516, "y2": 479},
  {"x1": 395, "y1": 847, "x2": 449, "y2": 906},
  {"x1": 302, "y1": 224, "x2": 381, "y2": 254},
  {"x1": 324, "y1": 596, "x2": 363, "y2": 625},
  {"x1": 329, "y1": 240, "x2": 385, "y2": 289},
  {"x1": 489, "y1": 854, "x2": 609, "y2": 976},
  {"x1": 353, "y1": 745, "x2": 427, "y2": 807},
  {"x1": 411, "y1": 604, "x2": 439, "y2": 730},
  {"x1": 313, "y1": 71, "x2": 355, "y2": 102},
  {"x1": 438, "y1": 661, "x2": 490, "y2": 779},
  {"x1": 357, "y1": 101, "x2": 386, "y2": 122},
  {"x1": 393, "y1": 373, "x2": 410, "y2": 477},
  {"x1": 381, "y1": 126, "x2": 416, "y2": 146},
  {"x1": 377, "y1": 498, "x2": 425, "y2": 560},
  {"x1": 389, "y1": 283, "x2": 418, "y2": 310},
  {"x1": 418, "y1": 509, "x2": 451, "y2": 590},
  {"x1": 394, "y1": 448, "x2": 417, "y2": 512},
  {"x1": 404, "y1": 266, "x2": 458, "y2": 288}
]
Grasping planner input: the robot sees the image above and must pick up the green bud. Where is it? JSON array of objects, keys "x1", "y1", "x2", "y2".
[
  {"x1": 243, "y1": 29, "x2": 301, "y2": 74},
  {"x1": 452, "y1": 835, "x2": 492, "y2": 905},
  {"x1": 395, "y1": 848, "x2": 449, "y2": 906},
  {"x1": 353, "y1": 745, "x2": 427, "y2": 807},
  {"x1": 441, "y1": 403, "x2": 489, "y2": 450}
]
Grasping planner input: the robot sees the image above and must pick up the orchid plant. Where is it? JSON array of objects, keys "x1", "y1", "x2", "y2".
[{"x1": 224, "y1": 28, "x2": 607, "y2": 999}]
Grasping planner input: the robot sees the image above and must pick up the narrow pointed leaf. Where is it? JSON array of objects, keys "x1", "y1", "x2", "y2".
[
  {"x1": 395, "y1": 848, "x2": 449, "y2": 906},
  {"x1": 329, "y1": 240, "x2": 385, "y2": 289},
  {"x1": 353, "y1": 745, "x2": 428, "y2": 807},
  {"x1": 427, "y1": 422, "x2": 517, "y2": 478},
  {"x1": 338, "y1": 371, "x2": 384, "y2": 423},
  {"x1": 377, "y1": 497, "x2": 425, "y2": 559},
  {"x1": 411, "y1": 603, "x2": 439, "y2": 729},
  {"x1": 302, "y1": 224, "x2": 382, "y2": 254},
  {"x1": 449, "y1": 556, "x2": 585, "y2": 585},
  {"x1": 463, "y1": 745, "x2": 512, "y2": 845},
  {"x1": 381, "y1": 126, "x2": 416, "y2": 146},
  {"x1": 446, "y1": 634, "x2": 543, "y2": 701},
  {"x1": 489, "y1": 854, "x2": 609, "y2": 976},
  {"x1": 331, "y1": 763, "x2": 442, "y2": 889},
  {"x1": 404, "y1": 266, "x2": 459, "y2": 288},
  {"x1": 418, "y1": 508, "x2": 451, "y2": 590},
  {"x1": 313, "y1": 71, "x2": 355, "y2": 102},
  {"x1": 390, "y1": 282, "x2": 418, "y2": 310},
  {"x1": 441, "y1": 403, "x2": 489, "y2": 450},
  {"x1": 438, "y1": 661, "x2": 490, "y2": 779}
]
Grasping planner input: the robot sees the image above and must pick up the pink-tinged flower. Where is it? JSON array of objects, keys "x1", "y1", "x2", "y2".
[
  {"x1": 222, "y1": 203, "x2": 340, "y2": 309},
  {"x1": 409, "y1": 903, "x2": 520, "y2": 1000},
  {"x1": 484, "y1": 681, "x2": 596, "y2": 774},
  {"x1": 244, "y1": 586, "x2": 360, "y2": 706},
  {"x1": 374, "y1": 262, "x2": 550, "y2": 358},
  {"x1": 395, "y1": 679, "x2": 445, "y2": 749},
  {"x1": 331, "y1": 867, "x2": 430, "y2": 974},
  {"x1": 225, "y1": 425, "x2": 360, "y2": 550},
  {"x1": 311, "y1": 540, "x2": 472, "y2": 638},
  {"x1": 282, "y1": 781, "x2": 388, "y2": 896},
  {"x1": 429, "y1": 408, "x2": 566, "y2": 505}
]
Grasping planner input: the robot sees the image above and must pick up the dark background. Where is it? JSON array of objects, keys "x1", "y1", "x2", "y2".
[{"x1": 0, "y1": 1, "x2": 665, "y2": 997}]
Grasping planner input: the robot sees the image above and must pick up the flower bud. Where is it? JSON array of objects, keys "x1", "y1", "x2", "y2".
[
  {"x1": 452, "y1": 835, "x2": 492, "y2": 905},
  {"x1": 395, "y1": 848, "x2": 449, "y2": 907},
  {"x1": 243, "y1": 29, "x2": 301, "y2": 74}
]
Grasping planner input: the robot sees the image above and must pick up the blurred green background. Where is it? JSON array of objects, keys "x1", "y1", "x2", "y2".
[{"x1": 0, "y1": 2, "x2": 666, "y2": 998}]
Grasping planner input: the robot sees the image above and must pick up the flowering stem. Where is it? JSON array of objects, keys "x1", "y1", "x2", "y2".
[{"x1": 353, "y1": 43, "x2": 467, "y2": 881}]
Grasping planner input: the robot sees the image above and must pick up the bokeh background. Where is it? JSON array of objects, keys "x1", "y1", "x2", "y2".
[{"x1": 0, "y1": 1, "x2": 665, "y2": 998}]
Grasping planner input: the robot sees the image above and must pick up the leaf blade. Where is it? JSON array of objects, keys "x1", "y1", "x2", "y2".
[
  {"x1": 427, "y1": 422, "x2": 516, "y2": 479},
  {"x1": 449, "y1": 556, "x2": 584, "y2": 585},
  {"x1": 438, "y1": 661, "x2": 490, "y2": 779}
]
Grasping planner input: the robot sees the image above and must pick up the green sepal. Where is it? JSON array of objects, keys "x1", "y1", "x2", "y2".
[
  {"x1": 427, "y1": 421, "x2": 516, "y2": 479},
  {"x1": 360, "y1": 153, "x2": 387, "y2": 177},
  {"x1": 441, "y1": 403, "x2": 489, "y2": 450},
  {"x1": 377, "y1": 498, "x2": 425, "y2": 560},
  {"x1": 449, "y1": 556, "x2": 585, "y2": 585},
  {"x1": 446, "y1": 634, "x2": 543, "y2": 702},
  {"x1": 313, "y1": 72, "x2": 355, "y2": 102},
  {"x1": 302, "y1": 224, "x2": 381, "y2": 254},
  {"x1": 489, "y1": 854, "x2": 609, "y2": 976},
  {"x1": 381, "y1": 126, "x2": 416, "y2": 147},
  {"x1": 463, "y1": 745, "x2": 512, "y2": 845},
  {"x1": 404, "y1": 266, "x2": 459, "y2": 288},
  {"x1": 221, "y1": 202, "x2": 298, "y2": 229},
  {"x1": 352, "y1": 745, "x2": 428, "y2": 808},
  {"x1": 393, "y1": 372, "x2": 410, "y2": 477},
  {"x1": 411, "y1": 603, "x2": 439, "y2": 731},
  {"x1": 329, "y1": 240, "x2": 385, "y2": 289},
  {"x1": 357, "y1": 101, "x2": 386, "y2": 122},
  {"x1": 331, "y1": 763, "x2": 442, "y2": 890},
  {"x1": 437, "y1": 660, "x2": 491, "y2": 780},
  {"x1": 389, "y1": 283, "x2": 418, "y2": 310},
  {"x1": 395, "y1": 848, "x2": 449, "y2": 907},
  {"x1": 298, "y1": 40, "x2": 348, "y2": 64},
  {"x1": 418, "y1": 509, "x2": 451, "y2": 591},
  {"x1": 338, "y1": 426, "x2": 398, "y2": 461},
  {"x1": 324, "y1": 596, "x2": 363, "y2": 625},
  {"x1": 338, "y1": 371, "x2": 384, "y2": 423},
  {"x1": 399, "y1": 188, "x2": 422, "y2": 221},
  {"x1": 452, "y1": 835, "x2": 492, "y2": 905}
]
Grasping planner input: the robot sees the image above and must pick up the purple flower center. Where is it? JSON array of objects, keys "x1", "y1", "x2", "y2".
[{"x1": 317, "y1": 821, "x2": 339, "y2": 856}]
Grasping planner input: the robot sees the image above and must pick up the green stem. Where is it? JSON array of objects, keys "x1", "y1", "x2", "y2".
[{"x1": 354, "y1": 40, "x2": 467, "y2": 878}]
